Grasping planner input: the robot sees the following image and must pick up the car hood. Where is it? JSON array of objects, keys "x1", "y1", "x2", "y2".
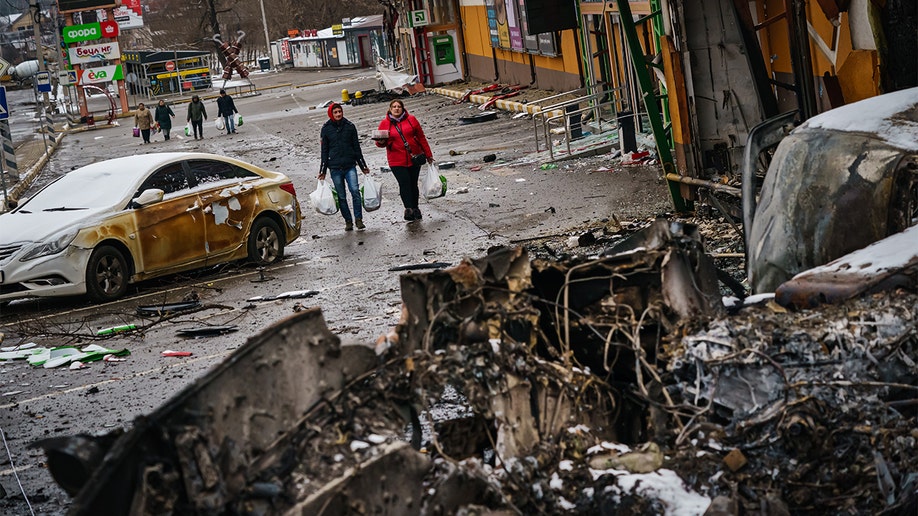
[{"x1": 0, "y1": 208, "x2": 110, "y2": 244}]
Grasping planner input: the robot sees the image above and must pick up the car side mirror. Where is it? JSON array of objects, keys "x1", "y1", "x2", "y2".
[{"x1": 133, "y1": 188, "x2": 164, "y2": 208}]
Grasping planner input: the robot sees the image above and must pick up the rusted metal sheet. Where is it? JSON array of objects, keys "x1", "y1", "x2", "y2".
[
  {"x1": 62, "y1": 308, "x2": 377, "y2": 515},
  {"x1": 775, "y1": 225, "x2": 918, "y2": 309}
]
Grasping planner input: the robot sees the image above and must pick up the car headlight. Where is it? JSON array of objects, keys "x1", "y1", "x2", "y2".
[{"x1": 19, "y1": 230, "x2": 79, "y2": 262}]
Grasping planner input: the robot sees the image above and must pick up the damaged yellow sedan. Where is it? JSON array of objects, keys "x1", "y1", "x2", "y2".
[{"x1": 0, "y1": 152, "x2": 302, "y2": 302}]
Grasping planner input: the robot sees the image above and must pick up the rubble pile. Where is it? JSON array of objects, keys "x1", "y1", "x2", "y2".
[{"x1": 39, "y1": 220, "x2": 916, "y2": 515}]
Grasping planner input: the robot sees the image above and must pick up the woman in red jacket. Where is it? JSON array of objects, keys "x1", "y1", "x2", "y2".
[{"x1": 374, "y1": 99, "x2": 434, "y2": 221}]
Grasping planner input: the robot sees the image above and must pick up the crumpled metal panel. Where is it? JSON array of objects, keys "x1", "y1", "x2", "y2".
[
  {"x1": 62, "y1": 308, "x2": 377, "y2": 515},
  {"x1": 775, "y1": 224, "x2": 918, "y2": 309}
]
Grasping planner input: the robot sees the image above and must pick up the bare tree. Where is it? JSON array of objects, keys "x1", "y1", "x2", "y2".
[{"x1": 145, "y1": 0, "x2": 383, "y2": 66}]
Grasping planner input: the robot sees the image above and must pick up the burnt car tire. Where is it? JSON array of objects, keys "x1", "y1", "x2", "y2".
[
  {"x1": 86, "y1": 245, "x2": 130, "y2": 303},
  {"x1": 248, "y1": 217, "x2": 284, "y2": 266}
]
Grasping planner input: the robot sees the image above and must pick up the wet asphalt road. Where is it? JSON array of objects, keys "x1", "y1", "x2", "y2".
[{"x1": 0, "y1": 67, "x2": 671, "y2": 514}]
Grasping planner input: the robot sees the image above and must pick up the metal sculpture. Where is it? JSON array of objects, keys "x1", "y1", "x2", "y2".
[{"x1": 213, "y1": 31, "x2": 250, "y2": 81}]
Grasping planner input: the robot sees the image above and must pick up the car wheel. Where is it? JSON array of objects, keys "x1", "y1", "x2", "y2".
[
  {"x1": 248, "y1": 217, "x2": 284, "y2": 265},
  {"x1": 86, "y1": 245, "x2": 129, "y2": 302}
]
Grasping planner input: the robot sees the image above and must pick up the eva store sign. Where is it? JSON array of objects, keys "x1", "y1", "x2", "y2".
[
  {"x1": 68, "y1": 42, "x2": 120, "y2": 64},
  {"x1": 62, "y1": 21, "x2": 119, "y2": 43},
  {"x1": 78, "y1": 64, "x2": 123, "y2": 84}
]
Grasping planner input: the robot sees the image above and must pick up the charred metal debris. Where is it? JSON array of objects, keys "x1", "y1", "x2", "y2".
[{"x1": 44, "y1": 219, "x2": 917, "y2": 515}]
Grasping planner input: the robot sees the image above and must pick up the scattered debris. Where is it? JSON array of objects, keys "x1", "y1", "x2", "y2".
[
  {"x1": 459, "y1": 111, "x2": 498, "y2": 124},
  {"x1": 33, "y1": 218, "x2": 918, "y2": 515},
  {"x1": 96, "y1": 324, "x2": 136, "y2": 336},
  {"x1": 388, "y1": 262, "x2": 452, "y2": 272},
  {"x1": 245, "y1": 290, "x2": 319, "y2": 302},
  {"x1": 161, "y1": 350, "x2": 193, "y2": 357},
  {"x1": 136, "y1": 300, "x2": 202, "y2": 317},
  {"x1": 175, "y1": 325, "x2": 239, "y2": 338}
]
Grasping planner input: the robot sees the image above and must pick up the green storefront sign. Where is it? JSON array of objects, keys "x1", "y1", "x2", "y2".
[{"x1": 63, "y1": 23, "x2": 101, "y2": 43}]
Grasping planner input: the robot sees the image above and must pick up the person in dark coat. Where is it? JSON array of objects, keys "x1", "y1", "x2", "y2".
[
  {"x1": 216, "y1": 89, "x2": 238, "y2": 135},
  {"x1": 154, "y1": 100, "x2": 175, "y2": 141},
  {"x1": 186, "y1": 95, "x2": 207, "y2": 140},
  {"x1": 319, "y1": 102, "x2": 370, "y2": 231}
]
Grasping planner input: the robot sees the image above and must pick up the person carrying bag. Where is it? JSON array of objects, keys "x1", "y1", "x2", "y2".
[
  {"x1": 374, "y1": 99, "x2": 434, "y2": 222},
  {"x1": 217, "y1": 89, "x2": 239, "y2": 135},
  {"x1": 319, "y1": 102, "x2": 370, "y2": 231}
]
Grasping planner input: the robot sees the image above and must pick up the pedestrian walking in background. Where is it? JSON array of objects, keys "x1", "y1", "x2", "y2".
[
  {"x1": 319, "y1": 102, "x2": 370, "y2": 231},
  {"x1": 217, "y1": 89, "x2": 238, "y2": 135},
  {"x1": 134, "y1": 102, "x2": 154, "y2": 144},
  {"x1": 187, "y1": 95, "x2": 207, "y2": 140},
  {"x1": 154, "y1": 100, "x2": 175, "y2": 141},
  {"x1": 375, "y1": 99, "x2": 433, "y2": 221}
]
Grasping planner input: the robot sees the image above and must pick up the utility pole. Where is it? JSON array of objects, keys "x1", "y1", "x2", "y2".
[
  {"x1": 30, "y1": 0, "x2": 50, "y2": 110},
  {"x1": 259, "y1": 0, "x2": 271, "y2": 68}
]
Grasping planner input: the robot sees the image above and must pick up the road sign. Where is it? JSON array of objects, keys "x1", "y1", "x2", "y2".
[
  {"x1": 36, "y1": 71, "x2": 52, "y2": 93},
  {"x1": 165, "y1": 61, "x2": 175, "y2": 72},
  {"x1": 0, "y1": 57, "x2": 10, "y2": 78},
  {"x1": 0, "y1": 86, "x2": 8, "y2": 120},
  {"x1": 409, "y1": 10, "x2": 429, "y2": 28},
  {"x1": 58, "y1": 69, "x2": 78, "y2": 85}
]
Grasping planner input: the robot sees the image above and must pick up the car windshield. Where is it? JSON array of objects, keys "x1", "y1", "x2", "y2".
[{"x1": 18, "y1": 165, "x2": 141, "y2": 213}]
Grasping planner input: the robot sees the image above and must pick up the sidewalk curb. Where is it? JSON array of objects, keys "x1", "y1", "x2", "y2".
[
  {"x1": 7, "y1": 131, "x2": 64, "y2": 205},
  {"x1": 429, "y1": 87, "x2": 563, "y2": 117}
]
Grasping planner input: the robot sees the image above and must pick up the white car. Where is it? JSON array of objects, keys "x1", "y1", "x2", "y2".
[{"x1": 0, "y1": 153, "x2": 302, "y2": 302}]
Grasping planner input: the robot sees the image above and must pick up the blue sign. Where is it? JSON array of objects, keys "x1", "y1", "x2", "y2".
[
  {"x1": 36, "y1": 71, "x2": 52, "y2": 93},
  {"x1": 0, "y1": 86, "x2": 8, "y2": 120}
]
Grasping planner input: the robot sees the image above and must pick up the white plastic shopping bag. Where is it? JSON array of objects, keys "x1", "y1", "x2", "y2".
[
  {"x1": 215, "y1": 117, "x2": 225, "y2": 131},
  {"x1": 421, "y1": 163, "x2": 447, "y2": 199},
  {"x1": 309, "y1": 179, "x2": 339, "y2": 215},
  {"x1": 184, "y1": 123, "x2": 192, "y2": 136},
  {"x1": 361, "y1": 175, "x2": 382, "y2": 211}
]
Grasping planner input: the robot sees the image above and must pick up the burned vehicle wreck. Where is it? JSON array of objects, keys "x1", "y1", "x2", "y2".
[
  {"x1": 747, "y1": 87, "x2": 918, "y2": 294},
  {"x1": 36, "y1": 220, "x2": 917, "y2": 515}
]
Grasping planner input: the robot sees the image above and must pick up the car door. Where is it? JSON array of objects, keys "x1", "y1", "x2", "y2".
[
  {"x1": 132, "y1": 162, "x2": 208, "y2": 274},
  {"x1": 187, "y1": 159, "x2": 259, "y2": 263}
]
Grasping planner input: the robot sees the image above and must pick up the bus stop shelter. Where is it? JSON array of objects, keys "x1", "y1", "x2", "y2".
[{"x1": 121, "y1": 50, "x2": 213, "y2": 99}]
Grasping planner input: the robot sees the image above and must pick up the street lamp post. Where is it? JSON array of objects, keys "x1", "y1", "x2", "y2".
[{"x1": 259, "y1": 0, "x2": 271, "y2": 68}]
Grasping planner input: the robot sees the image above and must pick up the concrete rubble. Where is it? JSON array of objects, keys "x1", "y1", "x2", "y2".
[{"x1": 31, "y1": 218, "x2": 918, "y2": 514}]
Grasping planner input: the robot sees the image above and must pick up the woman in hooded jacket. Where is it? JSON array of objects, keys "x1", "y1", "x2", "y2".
[
  {"x1": 319, "y1": 102, "x2": 370, "y2": 231},
  {"x1": 374, "y1": 99, "x2": 433, "y2": 221}
]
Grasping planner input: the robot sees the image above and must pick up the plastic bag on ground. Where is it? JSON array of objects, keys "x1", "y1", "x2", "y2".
[
  {"x1": 309, "y1": 179, "x2": 339, "y2": 215},
  {"x1": 361, "y1": 175, "x2": 383, "y2": 211},
  {"x1": 422, "y1": 163, "x2": 447, "y2": 199}
]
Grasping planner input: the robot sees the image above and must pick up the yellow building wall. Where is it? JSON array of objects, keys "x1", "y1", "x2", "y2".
[
  {"x1": 758, "y1": 0, "x2": 879, "y2": 101},
  {"x1": 459, "y1": 2, "x2": 581, "y2": 89}
]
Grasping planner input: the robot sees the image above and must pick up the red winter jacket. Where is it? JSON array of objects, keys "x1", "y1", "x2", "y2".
[{"x1": 375, "y1": 113, "x2": 432, "y2": 167}]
